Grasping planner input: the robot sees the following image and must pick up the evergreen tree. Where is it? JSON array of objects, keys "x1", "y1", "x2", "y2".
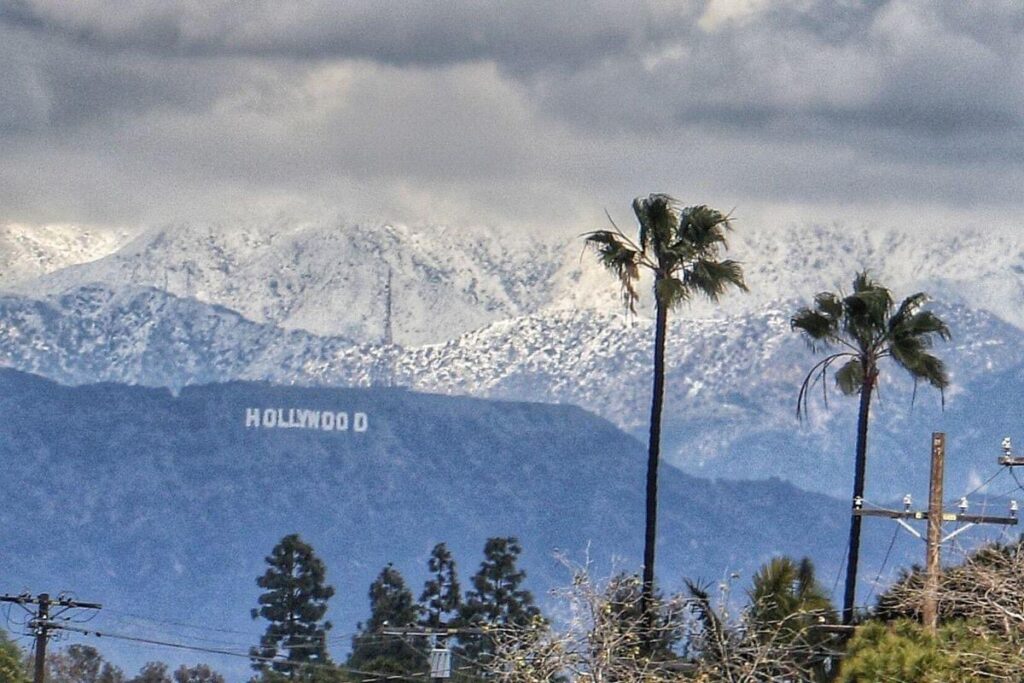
[
  {"x1": 0, "y1": 629, "x2": 28, "y2": 683},
  {"x1": 459, "y1": 537, "x2": 541, "y2": 663},
  {"x1": 461, "y1": 538, "x2": 539, "y2": 628},
  {"x1": 348, "y1": 564, "x2": 424, "y2": 676},
  {"x1": 251, "y1": 534, "x2": 335, "y2": 679},
  {"x1": 171, "y1": 664, "x2": 224, "y2": 683},
  {"x1": 49, "y1": 645, "x2": 124, "y2": 683},
  {"x1": 418, "y1": 543, "x2": 461, "y2": 629},
  {"x1": 128, "y1": 662, "x2": 170, "y2": 683}
]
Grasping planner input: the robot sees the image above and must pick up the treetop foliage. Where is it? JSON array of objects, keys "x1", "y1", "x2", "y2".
[
  {"x1": 251, "y1": 533, "x2": 335, "y2": 676},
  {"x1": 584, "y1": 193, "x2": 746, "y2": 314}
]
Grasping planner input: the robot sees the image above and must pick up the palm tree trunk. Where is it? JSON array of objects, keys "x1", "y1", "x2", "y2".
[
  {"x1": 641, "y1": 292, "x2": 668, "y2": 622},
  {"x1": 841, "y1": 371, "x2": 874, "y2": 625}
]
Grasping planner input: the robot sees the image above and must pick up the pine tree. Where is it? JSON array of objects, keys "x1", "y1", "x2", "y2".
[
  {"x1": 459, "y1": 537, "x2": 541, "y2": 662},
  {"x1": 461, "y1": 538, "x2": 539, "y2": 628},
  {"x1": 251, "y1": 534, "x2": 335, "y2": 679},
  {"x1": 170, "y1": 665, "x2": 224, "y2": 683},
  {"x1": 419, "y1": 543, "x2": 461, "y2": 629},
  {"x1": 128, "y1": 662, "x2": 170, "y2": 683},
  {"x1": 0, "y1": 629, "x2": 28, "y2": 683},
  {"x1": 349, "y1": 563, "x2": 424, "y2": 675},
  {"x1": 49, "y1": 645, "x2": 124, "y2": 683}
]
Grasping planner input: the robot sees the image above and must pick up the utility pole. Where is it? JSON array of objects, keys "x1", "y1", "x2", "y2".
[
  {"x1": 0, "y1": 593, "x2": 102, "y2": 683},
  {"x1": 853, "y1": 432, "x2": 1017, "y2": 634},
  {"x1": 32, "y1": 594, "x2": 49, "y2": 683},
  {"x1": 379, "y1": 626, "x2": 485, "y2": 682},
  {"x1": 923, "y1": 433, "x2": 945, "y2": 632}
]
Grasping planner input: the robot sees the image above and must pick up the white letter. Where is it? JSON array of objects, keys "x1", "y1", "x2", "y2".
[
  {"x1": 354, "y1": 413, "x2": 368, "y2": 432},
  {"x1": 322, "y1": 412, "x2": 335, "y2": 431},
  {"x1": 335, "y1": 412, "x2": 349, "y2": 431},
  {"x1": 245, "y1": 408, "x2": 260, "y2": 428},
  {"x1": 307, "y1": 411, "x2": 320, "y2": 429},
  {"x1": 263, "y1": 409, "x2": 277, "y2": 427},
  {"x1": 297, "y1": 409, "x2": 309, "y2": 428}
]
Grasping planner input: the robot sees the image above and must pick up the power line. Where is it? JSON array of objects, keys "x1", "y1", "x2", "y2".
[
  {"x1": 862, "y1": 524, "x2": 900, "y2": 609},
  {"x1": 1, "y1": 593, "x2": 101, "y2": 683},
  {"x1": 45, "y1": 622, "x2": 481, "y2": 683}
]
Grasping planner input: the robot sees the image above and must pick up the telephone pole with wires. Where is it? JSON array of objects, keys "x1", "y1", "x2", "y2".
[
  {"x1": 0, "y1": 593, "x2": 101, "y2": 683},
  {"x1": 853, "y1": 433, "x2": 1018, "y2": 633}
]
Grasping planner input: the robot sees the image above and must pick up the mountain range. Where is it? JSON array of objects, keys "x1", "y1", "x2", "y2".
[
  {"x1": 2, "y1": 216, "x2": 1024, "y2": 498},
  {"x1": 3, "y1": 215, "x2": 1023, "y2": 677},
  {"x1": 1, "y1": 369, "x2": 881, "y2": 679}
]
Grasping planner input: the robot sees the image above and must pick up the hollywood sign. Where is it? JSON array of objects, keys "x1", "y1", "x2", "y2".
[{"x1": 245, "y1": 407, "x2": 369, "y2": 432}]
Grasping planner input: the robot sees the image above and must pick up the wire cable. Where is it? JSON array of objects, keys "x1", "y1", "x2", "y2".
[
  {"x1": 945, "y1": 467, "x2": 1006, "y2": 507},
  {"x1": 830, "y1": 539, "x2": 849, "y2": 597},
  {"x1": 46, "y1": 623, "x2": 431, "y2": 683},
  {"x1": 863, "y1": 524, "x2": 899, "y2": 607}
]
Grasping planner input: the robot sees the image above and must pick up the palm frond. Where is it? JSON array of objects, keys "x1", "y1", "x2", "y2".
[
  {"x1": 677, "y1": 205, "x2": 732, "y2": 252},
  {"x1": 633, "y1": 194, "x2": 679, "y2": 256},
  {"x1": 655, "y1": 275, "x2": 689, "y2": 309},
  {"x1": 684, "y1": 579, "x2": 730, "y2": 664},
  {"x1": 893, "y1": 349, "x2": 949, "y2": 390},
  {"x1": 791, "y1": 307, "x2": 839, "y2": 350},
  {"x1": 888, "y1": 292, "x2": 928, "y2": 329},
  {"x1": 681, "y1": 258, "x2": 748, "y2": 304},
  {"x1": 583, "y1": 230, "x2": 641, "y2": 313},
  {"x1": 834, "y1": 358, "x2": 865, "y2": 396},
  {"x1": 892, "y1": 309, "x2": 952, "y2": 343},
  {"x1": 813, "y1": 292, "x2": 843, "y2": 320},
  {"x1": 843, "y1": 286, "x2": 892, "y2": 333},
  {"x1": 796, "y1": 352, "x2": 853, "y2": 419}
]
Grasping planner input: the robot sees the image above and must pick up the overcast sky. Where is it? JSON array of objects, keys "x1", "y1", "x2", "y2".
[{"x1": 1, "y1": 0, "x2": 1022, "y2": 235}]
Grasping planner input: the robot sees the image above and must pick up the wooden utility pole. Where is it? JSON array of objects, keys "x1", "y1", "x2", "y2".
[
  {"x1": 0, "y1": 593, "x2": 102, "y2": 683},
  {"x1": 32, "y1": 594, "x2": 49, "y2": 683},
  {"x1": 854, "y1": 432, "x2": 1017, "y2": 634},
  {"x1": 923, "y1": 433, "x2": 945, "y2": 632}
]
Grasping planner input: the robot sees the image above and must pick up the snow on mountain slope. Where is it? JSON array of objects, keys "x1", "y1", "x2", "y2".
[
  {"x1": 556, "y1": 220, "x2": 1024, "y2": 330},
  {"x1": 17, "y1": 218, "x2": 565, "y2": 345},
  {"x1": 0, "y1": 223, "x2": 130, "y2": 286},
  {"x1": 2, "y1": 281, "x2": 1020, "y2": 497},
  {"x1": 13, "y1": 216, "x2": 1024, "y2": 341}
]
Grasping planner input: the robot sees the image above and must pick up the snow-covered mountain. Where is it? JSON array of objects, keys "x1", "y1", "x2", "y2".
[
  {"x1": 0, "y1": 222, "x2": 130, "y2": 287},
  {"x1": 2, "y1": 280, "x2": 1021, "y2": 498},
  {"x1": 14, "y1": 219, "x2": 568, "y2": 345},
  {"x1": 12, "y1": 217, "x2": 1024, "y2": 337},
  {"x1": 3, "y1": 216, "x2": 1024, "y2": 498}
]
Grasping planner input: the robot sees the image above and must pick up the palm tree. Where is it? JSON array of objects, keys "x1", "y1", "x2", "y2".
[
  {"x1": 791, "y1": 271, "x2": 951, "y2": 625},
  {"x1": 747, "y1": 557, "x2": 837, "y2": 680},
  {"x1": 585, "y1": 194, "x2": 747, "y2": 620}
]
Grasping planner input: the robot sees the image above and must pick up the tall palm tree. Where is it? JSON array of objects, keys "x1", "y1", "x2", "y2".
[
  {"x1": 791, "y1": 272, "x2": 951, "y2": 625},
  {"x1": 585, "y1": 194, "x2": 747, "y2": 619}
]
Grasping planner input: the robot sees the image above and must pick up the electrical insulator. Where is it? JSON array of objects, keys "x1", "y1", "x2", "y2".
[
  {"x1": 853, "y1": 496, "x2": 863, "y2": 510},
  {"x1": 903, "y1": 494, "x2": 912, "y2": 511},
  {"x1": 958, "y1": 497, "x2": 969, "y2": 513},
  {"x1": 1012, "y1": 500, "x2": 1019, "y2": 517},
  {"x1": 1003, "y1": 437, "x2": 1013, "y2": 457}
]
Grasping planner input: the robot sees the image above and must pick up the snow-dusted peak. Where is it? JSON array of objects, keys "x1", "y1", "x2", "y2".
[
  {"x1": 18, "y1": 217, "x2": 566, "y2": 345},
  {"x1": 0, "y1": 223, "x2": 131, "y2": 287}
]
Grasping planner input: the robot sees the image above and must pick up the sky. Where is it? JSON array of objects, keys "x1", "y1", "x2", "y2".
[{"x1": 1, "y1": 0, "x2": 1022, "y2": 236}]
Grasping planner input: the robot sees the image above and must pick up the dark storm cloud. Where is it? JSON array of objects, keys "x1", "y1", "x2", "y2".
[
  {"x1": 0, "y1": 0, "x2": 1021, "y2": 230},
  {"x1": 523, "y1": 1, "x2": 1024, "y2": 145},
  {"x1": 0, "y1": 0, "x2": 684, "y2": 71}
]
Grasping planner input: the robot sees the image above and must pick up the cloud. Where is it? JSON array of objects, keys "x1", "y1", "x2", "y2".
[
  {"x1": 0, "y1": 0, "x2": 685, "y2": 70},
  {"x1": 0, "y1": 1, "x2": 1021, "y2": 233}
]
